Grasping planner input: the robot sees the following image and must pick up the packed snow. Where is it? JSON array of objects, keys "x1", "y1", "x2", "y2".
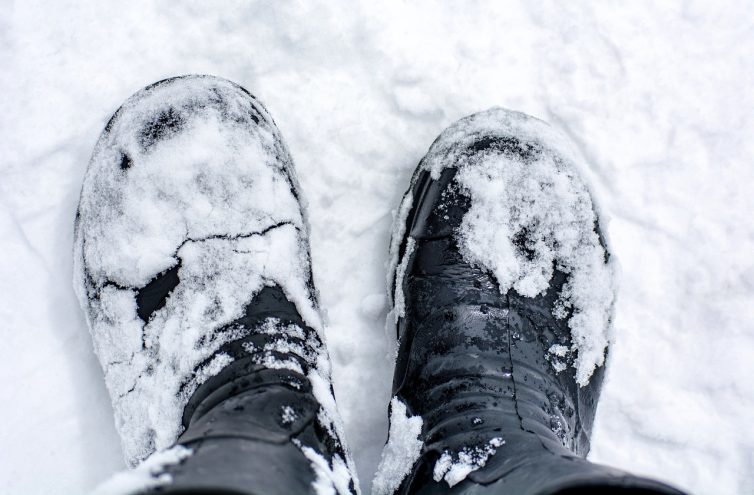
[
  {"x1": 548, "y1": 344, "x2": 571, "y2": 373},
  {"x1": 1, "y1": 2, "x2": 753, "y2": 494},
  {"x1": 432, "y1": 438, "x2": 505, "y2": 488},
  {"x1": 371, "y1": 398, "x2": 423, "y2": 495}
]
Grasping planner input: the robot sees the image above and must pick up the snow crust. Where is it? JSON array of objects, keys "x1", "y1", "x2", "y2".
[
  {"x1": 409, "y1": 108, "x2": 616, "y2": 385},
  {"x1": 72, "y1": 77, "x2": 334, "y2": 468},
  {"x1": 90, "y1": 445, "x2": 192, "y2": 495},
  {"x1": 372, "y1": 397, "x2": 424, "y2": 495}
]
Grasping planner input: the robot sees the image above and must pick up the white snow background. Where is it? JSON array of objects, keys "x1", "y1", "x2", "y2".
[{"x1": 1, "y1": 1, "x2": 753, "y2": 494}]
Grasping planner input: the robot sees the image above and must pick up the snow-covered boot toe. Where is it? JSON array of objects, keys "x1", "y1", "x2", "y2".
[
  {"x1": 374, "y1": 109, "x2": 684, "y2": 495},
  {"x1": 75, "y1": 75, "x2": 357, "y2": 494}
]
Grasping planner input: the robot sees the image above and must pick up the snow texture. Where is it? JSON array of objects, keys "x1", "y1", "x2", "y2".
[
  {"x1": 90, "y1": 445, "x2": 192, "y2": 495},
  {"x1": 2, "y1": 2, "x2": 753, "y2": 495},
  {"x1": 391, "y1": 108, "x2": 616, "y2": 386},
  {"x1": 281, "y1": 405, "x2": 298, "y2": 425},
  {"x1": 72, "y1": 76, "x2": 331, "y2": 467},
  {"x1": 391, "y1": 237, "x2": 415, "y2": 323},
  {"x1": 432, "y1": 438, "x2": 504, "y2": 488},
  {"x1": 297, "y1": 443, "x2": 355, "y2": 495},
  {"x1": 372, "y1": 397, "x2": 423, "y2": 495},
  {"x1": 548, "y1": 344, "x2": 570, "y2": 373}
]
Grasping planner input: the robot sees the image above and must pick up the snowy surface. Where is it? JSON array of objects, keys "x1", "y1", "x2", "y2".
[{"x1": 1, "y1": 1, "x2": 753, "y2": 494}]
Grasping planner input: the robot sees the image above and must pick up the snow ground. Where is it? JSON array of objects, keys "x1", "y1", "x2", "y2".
[{"x1": 1, "y1": 1, "x2": 753, "y2": 494}]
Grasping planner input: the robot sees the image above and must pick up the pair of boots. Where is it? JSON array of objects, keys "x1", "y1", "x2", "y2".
[{"x1": 75, "y1": 76, "x2": 684, "y2": 495}]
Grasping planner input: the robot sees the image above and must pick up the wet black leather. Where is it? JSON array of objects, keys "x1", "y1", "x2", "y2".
[{"x1": 391, "y1": 141, "x2": 685, "y2": 495}]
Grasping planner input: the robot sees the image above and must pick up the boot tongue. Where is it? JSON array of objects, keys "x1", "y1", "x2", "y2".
[{"x1": 181, "y1": 285, "x2": 322, "y2": 428}]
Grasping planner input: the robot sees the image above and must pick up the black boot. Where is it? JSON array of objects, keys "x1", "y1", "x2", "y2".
[
  {"x1": 378, "y1": 109, "x2": 685, "y2": 495},
  {"x1": 154, "y1": 285, "x2": 356, "y2": 495},
  {"x1": 75, "y1": 76, "x2": 357, "y2": 494}
]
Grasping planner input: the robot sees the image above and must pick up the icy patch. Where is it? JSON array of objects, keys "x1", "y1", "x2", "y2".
[
  {"x1": 91, "y1": 445, "x2": 192, "y2": 495},
  {"x1": 418, "y1": 108, "x2": 616, "y2": 385},
  {"x1": 432, "y1": 437, "x2": 504, "y2": 488},
  {"x1": 372, "y1": 397, "x2": 424, "y2": 495}
]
